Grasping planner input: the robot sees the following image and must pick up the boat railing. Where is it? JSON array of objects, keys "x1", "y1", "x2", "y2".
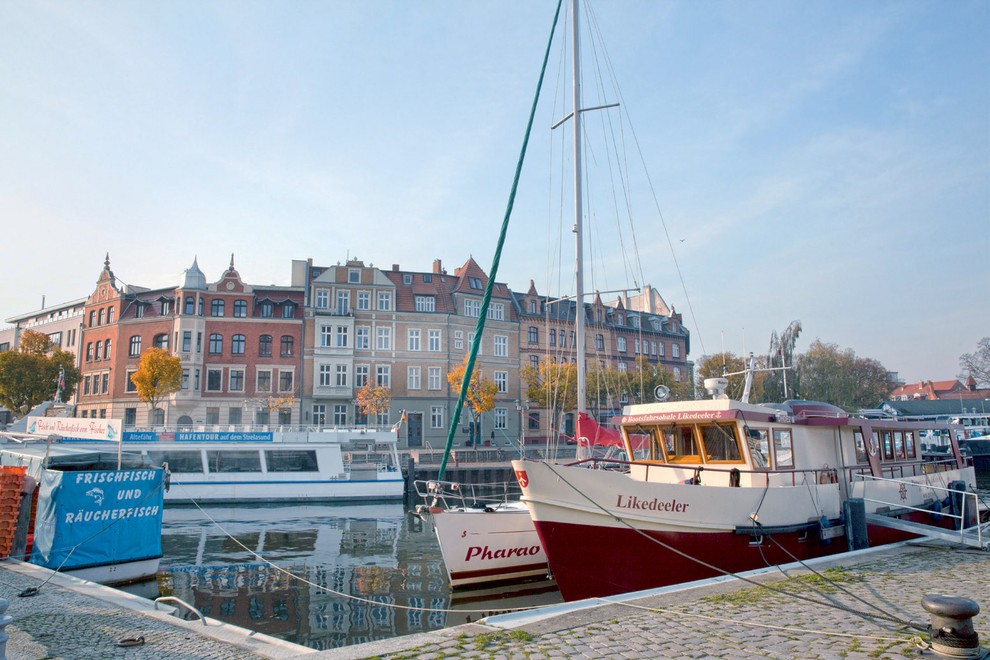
[
  {"x1": 851, "y1": 473, "x2": 983, "y2": 548},
  {"x1": 414, "y1": 479, "x2": 522, "y2": 510},
  {"x1": 573, "y1": 457, "x2": 838, "y2": 488},
  {"x1": 846, "y1": 458, "x2": 960, "y2": 483}
]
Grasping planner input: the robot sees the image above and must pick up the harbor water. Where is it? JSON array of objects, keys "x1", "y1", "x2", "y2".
[{"x1": 122, "y1": 501, "x2": 561, "y2": 651}]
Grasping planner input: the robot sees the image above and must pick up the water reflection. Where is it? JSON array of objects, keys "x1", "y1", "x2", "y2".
[{"x1": 131, "y1": 504, "x2": 559, "y2": 650}]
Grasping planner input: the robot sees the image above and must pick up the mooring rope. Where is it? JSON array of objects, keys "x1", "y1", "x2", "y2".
[
  {"x1": 174, "y1": 486, "x2": 544, "y2": 616},
  {"x1": 537, "y1": 460, "x2": 930, "y2": 632}
]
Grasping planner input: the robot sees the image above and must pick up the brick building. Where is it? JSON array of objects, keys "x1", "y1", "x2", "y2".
[{"x1": 75, "y1": 256, "x2": 303, "y2": 427}]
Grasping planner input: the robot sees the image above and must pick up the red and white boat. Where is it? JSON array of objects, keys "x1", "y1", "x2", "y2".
[{"x1": 513, "y1": 380, "x2": 982, "y2": 602}]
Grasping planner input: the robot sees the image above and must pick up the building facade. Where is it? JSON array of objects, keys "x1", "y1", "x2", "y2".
[
  {"x1": 294, "y1": 257, "x2": 520, "y2": 448},
  {"x1": 75, "y1": 256, "x2": 303, "y2": 427},
  {"x1": 4, "y1": 254, "x2": 690, "y2": 449}
]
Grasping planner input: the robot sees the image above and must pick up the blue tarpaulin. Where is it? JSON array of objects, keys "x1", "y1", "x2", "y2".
[{"x1": 30, "y1": 468, "x2": 164, "y2": 571}]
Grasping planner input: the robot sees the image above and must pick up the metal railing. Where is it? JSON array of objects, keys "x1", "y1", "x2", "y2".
[
  {"x1": 852, "y1": 473, "x2": 984, "y2": 549},
  {"x1": 572, "y1": 457, "x2": 838, "y2": 487},
  {"x1": 413, "y1": 479, "x2": 522, "y2": 510}
]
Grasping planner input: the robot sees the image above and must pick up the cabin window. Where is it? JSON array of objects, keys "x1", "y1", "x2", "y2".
[
  {"x1": 207, "y1": 450, "x2": 261, "y2": 473},
  {"x1": 772, "y1": 429, "x2": 793, "y2": 468},
  {"x1": 745, "y1": 428, "x2": 770, "y2": 468},
  {"x1": 663, "y1": 426, "x2": 700, "y2": 462},
  {"x1": 881, "y1": 431, "x2": 894, "y2": 461},
  {"x1": 265, "y1": 450, "x2": 319, "y2": 472},
  {"x1": 700, "y1": 424, "x2": 742, "y2": 462},
  {"x1": 893, "y1": 431, "x2": 906, "y2": 459},
  {"x1": 148, "y1": 451, "x2": 203, "y2": 473},
  {"x1": 905, "y1": 432, "x2": 916, "y2": 459},
  {"x1": 853, "y1": 430, "x2": 869, "y2": 463}
]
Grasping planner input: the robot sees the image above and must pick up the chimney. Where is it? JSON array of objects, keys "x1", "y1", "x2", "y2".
[
  {"x1": 392, "y1": 264, "x2": 400, "y2": 272},
  {"x1": 433, "y1": 259, "x2": 443, "y2": 274}
]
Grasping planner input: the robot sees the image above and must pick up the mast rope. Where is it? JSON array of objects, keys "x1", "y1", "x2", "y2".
[
  {"x1": 536, "y1": 460, "x2": 929, "y2": 632},
  {"x1": 437, "y1": 0, "x2": 565, "y2": 480}
]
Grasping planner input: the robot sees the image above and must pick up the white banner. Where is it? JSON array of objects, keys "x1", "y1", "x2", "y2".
[{"x1": 26, "y1": 416, "x2": 122, "y2": 442}]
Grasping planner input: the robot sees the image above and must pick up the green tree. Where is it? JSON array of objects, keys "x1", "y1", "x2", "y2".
[
  {"x1": 797, "y1": 340, "x2": 891, "y2": 410},
  {"x1": 130, "y1": 347, "x2": 182, "y2": 421},
  {"x1": 0, "y1": 330, "x2": 79, "y2": 417},
  {"x1": 763, "y1": 320, "x2": 802, "y2": 402},
  {"x1": 959, "y1": 337, "x2": 990, "y2": 387},
  {"x1": 694, "y1": 352, "x2": 749, "y2": 400},
  {"x1": 623, "y1": 357, "x2": 691, "y2": 404}
]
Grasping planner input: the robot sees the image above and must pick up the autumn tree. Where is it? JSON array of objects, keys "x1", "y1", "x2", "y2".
[
  {"x1": 355, "y1": 382, "x2": 392, "y2": 425},
  {"x1": 0, "y1": 330, "x2": 79, "y2": 417},
  {"x1": 796, "y1": 340, "x2": 891, "y2": 411},
  {"x1": 960, "y1": 337, "x2": 990, "y2": 387},
  {"x1": 521, "y1": 359, "x2": 577, "y2": 436},
  {"x1": 130, "y1": 347, "x2": 182, "y2": 423},
  {"x1": 448, "y1": 355, "x2": 498, "y2": 444}
]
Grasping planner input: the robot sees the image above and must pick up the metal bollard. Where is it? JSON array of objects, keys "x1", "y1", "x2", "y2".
[
  {"x1": 0, "y1": 597, "x2": 12, "y2": 660},
  {"x1": 921, "y1": 594, "x2": 982, "y2": 658}
]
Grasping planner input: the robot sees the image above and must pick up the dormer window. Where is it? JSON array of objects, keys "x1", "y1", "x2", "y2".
[
  {"x1": 348, "y1": 269, "x2": 360, "y2": 283},
  {"x1": 468, "y1": 277, "x2": 483, "y2": 290},
  {"x1": 259, "y1": 302, "x2": 273, "y2": 318},
  {"x1": 403, "y1": 274, "x2": 413, "y2": 285}
]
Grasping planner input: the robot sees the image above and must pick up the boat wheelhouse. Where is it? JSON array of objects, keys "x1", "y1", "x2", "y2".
[{"x1": 513, "y1": 394, "x2": 981, "y2": 602}]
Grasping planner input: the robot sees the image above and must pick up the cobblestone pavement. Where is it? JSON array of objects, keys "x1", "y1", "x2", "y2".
[
  {"x1": 324, "y1": 543, "x2": 990, "y2": 659},
  {"x1": 0, "y1": 561, "x2": 310, "y2": 659}
]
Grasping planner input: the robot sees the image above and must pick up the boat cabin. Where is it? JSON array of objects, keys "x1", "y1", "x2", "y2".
[{"x1": 614, "y1": 398, "x2": 968, "y2": 489}]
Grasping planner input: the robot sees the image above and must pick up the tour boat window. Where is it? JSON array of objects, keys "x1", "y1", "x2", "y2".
[
  {"x1": 772, "y1": 429, "x2": 793, "y2": 468},
  {"x1": 207, "y1": 450, "x2": 262, "y2": 473},
  {"x1": 745, "y1": 428, "x2": 770, "y2": 469},
  {"x1": 881, "y1": 431, "x2": 894, "y2": 461},
  {"x1": 700, "y1": 424, "x2": 742, "y2": 463},
  {"x1": 148, "y1": 451, "x2": 203, "y2": 473},
  {"x1": 853, "y1": 430, "x2": 868, "y2": 463},
  {"x1": 623, "y1": 425, "x2": 659, "y2": 460},
  {"x1": 905, "y1": 432, "x2": 916, "y2": 458},
  {"x1": 893, "y1": 431, "x2": 906, "y2": 459},
  {"x1": 664, "y1": 425, "x2": 700, "y2": 462},
  {"x1": 265, "y1": 450, "x2": 319, "y2": 472}
]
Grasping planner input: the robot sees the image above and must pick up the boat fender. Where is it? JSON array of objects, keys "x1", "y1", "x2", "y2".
[
  {"x1": 932, "y1": 499, "x2": 943, "y2": 522},
  {"x1": 729, "y1": 468, "x2": 741, "y2": 488},
  {"x1": 818, "y1": 515, "x2": 832, "y2": 546}
]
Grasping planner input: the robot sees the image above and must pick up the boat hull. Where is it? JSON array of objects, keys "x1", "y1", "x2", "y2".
[
  {"x1": 62, "y1": 557, "x2": 161, "y2": 586},
  {"x1": 432, "y1": 503, "x2": 549, "y2": 588},
  {"x1": 513, "y1": 459, "x2": 974, "y2": 601}
]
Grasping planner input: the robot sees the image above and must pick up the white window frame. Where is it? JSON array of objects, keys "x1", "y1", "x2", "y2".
[
  {"x1": 464, "y1": 299, "x2": 481, "y2": 317},
  {"x1": 376, "y1": 365, "x2": 391, "y2": 388},
  {"x1": 315, "y1": 289, "x2": 329, "y2": 309},
  {"x1": 355, "y1": 326, "x2": 370, "y2": 350},
  {"x1": 377, "y1": 291, "x2": 392, "y2": 311},
  {"x1": 494, "y1": 335, "x2": 508, "y2": 357},
  {"x1": 494, "y1": 370, "x2": 508, "y2": 393},
  {"x1": 376, "y1": 326, "x2": 392, "y2": 350},
  {"x1": 319, "y1": 364, "x2": 332, "y2": 387},
  {"x1": 408, "y1": 366, "x2": 421, "y2": 390},
  {"x1": 415, "y1": 296, "x2": 435, "y2": 312},
  {"x1": 428, "y1": 367, "x2": 442, "y2": 390},
  {"x1": 428, "y1": 329, "x2": 441, "y2": 352},
  {"x1": 408, "y1": 328, "x2": 421, "y2": 351},
  {"x1": 357, "y1": 290, "x2": 370, "y2": 310},
  {"x1": 431, "y1": 406, "x2": 444, "y2": 429},
  {"x1": 494, "y1": 407, "x2": 507, "y2": 430}
]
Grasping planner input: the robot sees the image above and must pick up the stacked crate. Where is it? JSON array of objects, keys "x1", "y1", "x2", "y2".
[{"x1": 0, "y1": 466, "x2": 26, "y2": 559}]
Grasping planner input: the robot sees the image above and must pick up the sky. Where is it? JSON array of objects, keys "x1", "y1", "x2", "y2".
[{"x1": 1, "y1": 1, "x2": 987, "y2": 385}]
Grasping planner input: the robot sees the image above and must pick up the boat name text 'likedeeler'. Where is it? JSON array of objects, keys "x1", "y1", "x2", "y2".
[
  {"x1": 465, "y1": 544, "x2": 542, "y2": 562},
  {"x1": 616, "y1": 494, "x2": 689, "y2": 512}
]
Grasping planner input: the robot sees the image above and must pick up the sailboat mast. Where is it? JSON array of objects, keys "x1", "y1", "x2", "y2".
[{"x1": 572, "y1": 0, "x2": 586, "y2": 417}]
